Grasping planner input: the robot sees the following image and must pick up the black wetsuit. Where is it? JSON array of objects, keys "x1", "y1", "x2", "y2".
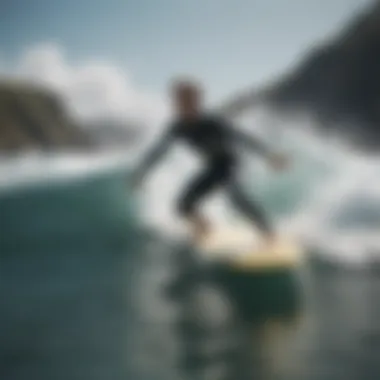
[{"x1": 135, "y1": 114, "x2": 272, "y2": 234}]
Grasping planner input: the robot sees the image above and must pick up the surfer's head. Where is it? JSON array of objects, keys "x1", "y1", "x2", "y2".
[{"x1": 170, "y1": 77, "x2": 203, "y2": 119}]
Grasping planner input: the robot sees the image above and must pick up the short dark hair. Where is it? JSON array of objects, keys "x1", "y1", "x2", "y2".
[{"x1": 170, "y1": 76, "x2": 202, "y2": 96}]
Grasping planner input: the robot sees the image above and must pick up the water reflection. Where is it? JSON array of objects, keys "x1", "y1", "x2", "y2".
[
  {"x1": 133, "y1": 244, "x2": 376, "y2": 380},
  {"x1": 0, "y1": 165, "x2": 377, "y2": 380}
]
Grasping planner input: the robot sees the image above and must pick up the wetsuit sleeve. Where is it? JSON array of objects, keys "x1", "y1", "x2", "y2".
[
  {"x1": 231, "y1": 128, "x2": 270, "y2": 156},
  {"x1": 134, "y1": 124, "x2": 176, "y2": 181},
  {"x1": 219, "y1": 118, "x2": 270, "y2": 156}
]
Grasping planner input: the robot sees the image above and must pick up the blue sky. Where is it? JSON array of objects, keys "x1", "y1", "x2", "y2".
[{"x1": 0, "y1": 0, "x2": 373, "y2": 102}]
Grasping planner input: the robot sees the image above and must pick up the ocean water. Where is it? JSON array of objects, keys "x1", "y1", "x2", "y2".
[{"x1": 0, "y1": 146, "x2": 379, "y2": 380}]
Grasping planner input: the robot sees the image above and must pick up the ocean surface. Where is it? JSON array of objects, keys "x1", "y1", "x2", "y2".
[{"x1": 0, "y1": 153, "x2": 379, "y2": 380}]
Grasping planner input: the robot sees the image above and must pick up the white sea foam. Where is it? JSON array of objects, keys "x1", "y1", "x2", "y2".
[{"x1": 2, "y1": 42, "x2": 379, "y2": 263}]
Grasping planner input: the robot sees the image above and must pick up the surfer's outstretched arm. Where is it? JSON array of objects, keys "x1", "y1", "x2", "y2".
[
  {"x1": 230, "y1": 128, "x2": 271, "y2": 157},
  {"x1": 133, "y1": 127, "x2": 175, "y2": 183},
  {"x1": 218, "y1": 117, "x2": 289, "y2": 170},
  {"x1": 218, "y1": 117, "x2": 270, "y2": 156}
]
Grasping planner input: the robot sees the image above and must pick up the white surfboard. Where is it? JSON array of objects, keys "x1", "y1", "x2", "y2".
[{"x1": 196, "y1": 223, "x2": 302, "y2": 270}]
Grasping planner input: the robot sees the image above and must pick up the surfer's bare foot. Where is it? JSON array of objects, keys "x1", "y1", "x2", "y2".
[
  {"x1": 190, "y1": 215, "x2": 211, "y2": 243},
  {"x1": 259, "y1": 232, "x2": 277, "y2": 251},
  {"x1": 194, "y1": 222, "x2": 211, "y2": 243}
]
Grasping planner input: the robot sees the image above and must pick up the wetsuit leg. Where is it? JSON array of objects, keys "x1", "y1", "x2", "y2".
[
  {"x1": 177, "y1": 164, "x2": 231, "y2": 217},
  {"x1": 227, "y1": 178, "x2": 273, "y2": 236}
]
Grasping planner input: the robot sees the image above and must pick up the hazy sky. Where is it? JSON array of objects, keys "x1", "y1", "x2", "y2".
[{"x1": 0, "y1": 0, "x2": 373, "y2": 102}]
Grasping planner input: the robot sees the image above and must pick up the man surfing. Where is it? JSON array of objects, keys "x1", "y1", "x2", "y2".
[{"x1": 132, "y1": 78, "x2": 289, "y2": 246}]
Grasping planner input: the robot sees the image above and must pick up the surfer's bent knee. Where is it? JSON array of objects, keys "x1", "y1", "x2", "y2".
[{"x1": 176, "y1": 197, "x2": 197, "y2": 218}]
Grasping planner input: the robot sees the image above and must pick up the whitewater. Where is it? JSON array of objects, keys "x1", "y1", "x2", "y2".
[
  {"x1": 2, "y1": 107, "x2": 379, "y2": 380},
  {"x1": 1, "y1": 106, "x2": 379, "y2": 265}
]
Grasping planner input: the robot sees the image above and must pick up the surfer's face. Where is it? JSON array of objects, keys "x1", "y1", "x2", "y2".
[{"x1": 172, "y1": 81, "x2": 202, "y2": 120}]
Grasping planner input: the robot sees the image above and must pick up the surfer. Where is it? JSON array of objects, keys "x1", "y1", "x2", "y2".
[{"x1": 132, "y1": 78, "x2": 289, "y2": 245}]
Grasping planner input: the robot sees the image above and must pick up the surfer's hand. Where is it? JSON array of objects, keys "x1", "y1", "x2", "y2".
[{"x1": 268, "y1": 153, "x2": 290, "y2": 171}]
